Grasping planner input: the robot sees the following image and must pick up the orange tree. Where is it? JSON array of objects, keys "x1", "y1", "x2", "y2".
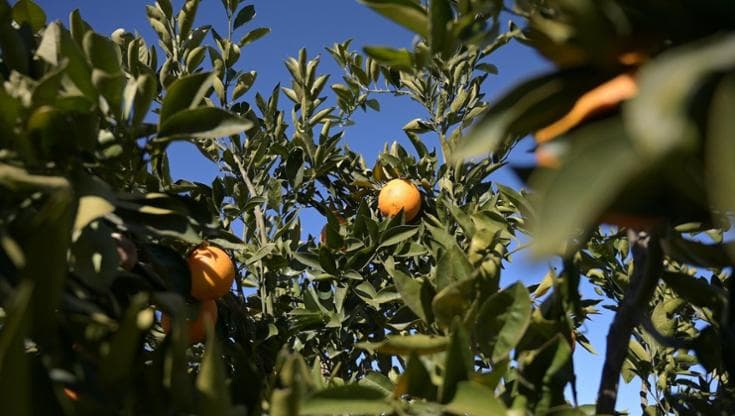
[
  {"x1": 2, "y1": 0, "x2": 733, "y2": 415},
  {"x1": 451, "y1": 0, "x2": 735, "y2": 414}
]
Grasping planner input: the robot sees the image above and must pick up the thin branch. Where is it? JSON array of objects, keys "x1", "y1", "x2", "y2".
[{"x1": 596, "y1": 228, "x2": 663, "y2": 415}]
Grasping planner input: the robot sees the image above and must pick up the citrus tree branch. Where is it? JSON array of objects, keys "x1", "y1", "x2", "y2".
[{"x1": 596, "y1": 228, "x2": 663, "y2": 415}]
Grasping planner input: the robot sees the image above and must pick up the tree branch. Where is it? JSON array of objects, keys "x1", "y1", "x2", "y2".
[{"x1": 596, "y1": 228, "x2": 663, "y2": 415}]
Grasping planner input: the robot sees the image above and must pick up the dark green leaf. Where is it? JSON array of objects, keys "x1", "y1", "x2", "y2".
[
  {"x1": 99, "y1": 294, "x2": 152, "y2": 386},
  {"x1": 445, "y1": 381, "x2": 507, "y2": 416},
  {"x1": 379, "y1": 225, "x2": 418, "y2": 248},
  {"x1": 394, "y1": 353, "x2": 436, "y2": 400},
  {"x1": 475, "y1": 282, "x2": 532, "y2": 362},
  {"x1": 384, "y1": 257, "x2": 428, "y2": 322},
  {"x1": 361, "y1": 0, "x2": 429, "y2": 38},
  {"x1": 196, "y1": 320, "x2": 233, "y2": 416},
  {"x1": 238, "y1": 27, "x2": 270, "y2": 47},
  {"x1": 233, "y1": 4, "x2": 255, "y2": 30},
  {"x1": 429, "y1": 0, "x2": 452, "y2": 56},
  {"x1": 440, "y1": 322, "x2": 472, "y2": 403},
  {"x1": 452, "y1": 68, "x2": 604, "y2": 161},
  {"x1": 0, "y1": 282, "x2": 33, "y2": 416},
  {"x1": 358, "y1": 334, "x2": 449, "y2": 355},
  {"x1": 12, "y1": 0, "x2": 45, "y2": 32},
  {"x1": 159, "y1": 71, "x2": 215, "y2": 122},
  {"x1": 529, "y1": 119, "x2": 642, "y2": 255},
  {"x1": 625, "y1": 34, "x2": 735, "y2": 160},
  {"x1": 707, "y1": 74, "x2": 735, "y2": 261},
  {"x1": 364, "y1": 46, "x2": 413, "y2": 70},
  {"x1": 157, "y1": 107, "x2": 252, "y2": 141}
]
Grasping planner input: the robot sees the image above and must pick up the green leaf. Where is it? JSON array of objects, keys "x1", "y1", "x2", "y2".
[
  {"x1": 196, "y1": 320, "x2": 233, "y2": 416},
  {"x1": 0, "y1": 282, "x2": 33, "y2": 416},
  {"x1": 358, "y1": 373, "x2": 394, "y2": 398},
  {"x1": 233, "y1": 71, "x2": 256, "y2": 100},
  {"x1": 74, "y1": 195, "x2": 115, "y2": 233},
  {"x1": 661, "y1": 235, "x2": 732, "y2": 268},
  {"x1": 12, "y1": 0, "x2": 45, "y2": 32},
  {"x1": 384, "y1": 257, "x2": 429, "y2": 322},
  {"x1": 177, "y1": 0, "x2": 200, "y2": 39},
  {"x1": 132, "y1": 73, "x2": 157, "y2": 126},
  {"x1": 360, "y1": 0, "x2": 429, "y2": 38},
  {"x1": 661, "y1": 272, "x2": 726, "y2": 318},
  {"x1": 83, "y1": 31, "x2": 122, "y2": 74},
  {"x1": 358, "y1": 334, "x2": 449, "y2": 355},
  {"x1": 238, "y1": 27, "x2": 270, "y2": 47},
  {"x1": 445, "y1": 381, "x2": 507, "y2": 416},
  {"x1": 364, "y1": 46, "x2": 414, "y2": 70},
  {"x1": 301, "y1": 385, "x2": 392, "y2": 416},
  {"x1": 432, "y1": 278, "x2": 474, "y2": 329},
  {"x1": 452, "y1": 67, "x2": 604, "y2": 161},
  {"x1": 650, "y1": 298, "x2": 685, "y2": 338},
  {"x1": 394, "y1": 353, "x2": 436, "y2": 400},
  {"x1": 475, "y1": 63, "x2": 498, "y2": 74},
  {"x1": 518, "y1": 336, "x2": 573, "y2": 413},
  {"x1": 99, "y1": 294, "x2": 152, "y2": 386},
  {"x1": 707, "y1": 74, "x2": 735, "y2": 260},
  {"x1": 429, "y1": 0, "x2": 452, "y2": 57},
  {"x1": 475, "y1": 282, "x2": 532, "y2": 362},
  {"x1": 440, "y1": 322, "x2": 472, "y2": 403},
  {"x1": 142, "y1": 244, "x2": 192, "y2": 296},
  {"x1": 625, "y1": 34, "x2": 735, "y2": 160},
  {"x1": 379, "y1": 225, "x2": 418, "y2": 248},
  {"x1": 69, "y1": 9, "x2": 92, "y2": 45},
  {"x1": 157, "y1": 107, "x2": 252, "y2": 141},
  {"x1": 233, "y1": 4, "x2": 255, "y2": 30},
  {"x1": 435, "y1": 245, "x2": 472, "y2": 289},
  {"x1": 19, "y1": 189, "x2": 76, "y2": 343},
  {"x1": 529, "y1": 119, "x2": 642, "y2": 256},
  {"x1": 159, "y1": 71, "x2": 215, "y2": 122}
]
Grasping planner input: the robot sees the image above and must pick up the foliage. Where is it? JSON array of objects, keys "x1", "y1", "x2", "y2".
[{"x1": 0, "y1": 0, "x2": 734, "y2": 415}]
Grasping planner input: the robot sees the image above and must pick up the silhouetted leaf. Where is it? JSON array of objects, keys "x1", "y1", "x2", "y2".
[
  {"x1": 361, "y1": 0, "x2": 428, "y2": 38},
  {"x1": 157, "y1": 107, "x2": 252, "y2": 141},
  {"x1": 475, "y1": 282, "x2": 531, "y2": 362}
]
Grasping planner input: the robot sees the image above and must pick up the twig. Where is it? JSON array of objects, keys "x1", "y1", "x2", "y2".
[{"x1": 596, "y1": 228, "x2": 663, "y2": 415}]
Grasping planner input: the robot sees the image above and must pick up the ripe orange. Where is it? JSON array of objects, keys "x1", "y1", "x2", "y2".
[
  {"x1": 63, "y1": 387, "x2": 79, "y2": 401},
  {"x1": 378, "y1": 179, "x2": 422, "y2": 222},
  {"x1": 535, "y1": 72, "x2": 638, "y2": 143},
  {"x1": 188, "y1": 244, "x2": 235, "y2": 301},
  {"x1": 599, "y1": 212, "x2": 662, "y2": 231},
  {"x1": 161, "y1": 299, "x2": 218, "y2": 345},
  {"x1": 535, "y1": 144, "x2": 564, "y2": 169}
]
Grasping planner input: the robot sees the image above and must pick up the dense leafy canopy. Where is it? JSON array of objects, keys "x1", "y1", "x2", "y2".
[{"x1": 0, "y1": 0, "x2": 734, "y2": 415}]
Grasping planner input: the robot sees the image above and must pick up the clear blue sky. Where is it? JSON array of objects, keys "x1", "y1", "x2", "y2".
[{"x1": 39, "y1": 1, "x2": 642, "y2": 412}]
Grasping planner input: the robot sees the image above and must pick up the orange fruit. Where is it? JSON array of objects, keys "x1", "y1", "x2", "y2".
[
  {"x1": 599, "y1": 212, "x2": 662, "y2": 231},
  {"x1": 188, "y1": 244, "x2": 235, "y2": 301},
  {"x1": 535, "y1": 145, "x2": 563, "y2": 169},
  {"x1": 378, "y1": 179, "x2": 422, "y2": 222},
  {"x1": 63, "y1": 387, "x2": 79, "y2": 401},
  {"x1": 161, "y1": 299, "x2": 218, "y2": 345},
  {"x1": 535, "y1": 72, "x2": 638, "y2": 143},
  {"x1": 320, "y1": 215, "x2": 347, "y2": 244}
]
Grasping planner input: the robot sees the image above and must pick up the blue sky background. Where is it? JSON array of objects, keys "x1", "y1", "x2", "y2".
[{"x1": 39, "y1": 0, "x2": 642, "y2": 412}]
